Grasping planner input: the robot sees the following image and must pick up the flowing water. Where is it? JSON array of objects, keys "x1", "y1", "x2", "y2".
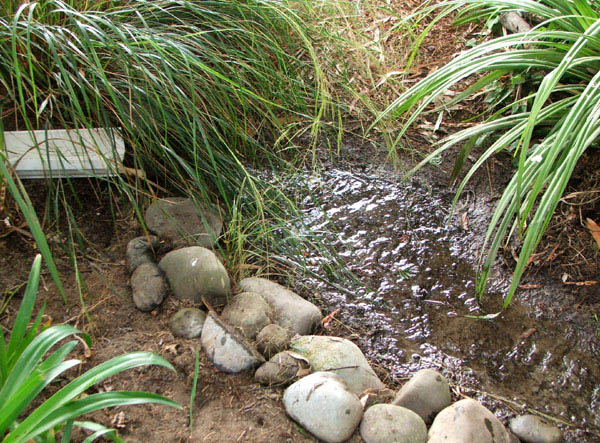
[{"x1": 285, "y1": 167, "x2": 599, "y2": 441}]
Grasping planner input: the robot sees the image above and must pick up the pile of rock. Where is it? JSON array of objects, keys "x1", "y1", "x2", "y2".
[{"x1": 126, "y1": 197, "x2": 563, "y2": 443}]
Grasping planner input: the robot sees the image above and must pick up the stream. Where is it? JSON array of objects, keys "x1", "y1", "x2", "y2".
[{"x1": 282, "y1": 166, "x2": 599, "y2": 442}]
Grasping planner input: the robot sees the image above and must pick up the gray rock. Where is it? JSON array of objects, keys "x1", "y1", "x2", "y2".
[
  {"x1": 238, "y1": 277, "x2": 322, "y2": 335},
  {"x1": 283, "y1": 372, "x2": 363, "y2": 443},
  {"x1": 200, "y1": 312, "x2": 264, "y2": 373},
  {"x1": 509, "y1": 431, "x2": 522, "y2": 443},
  {"x1": 428, "y1": 399, "x2": 510, "y2": 443},
  {"x1": 509, "y1": 415, "x2": 562, "y2": 443},
  {"x1": 392, "y1": 368, "x2": 451, "y2": 424},
  {"x1": 159, "y1": 246, "x2": 230, "y2": 307},
  {"x1": 256, "y1": 324, "x2": 291, "y2": 358},
  {"x1": 145, "y1": 197, "x2": 222, "y2": 248},
  {"x1": 254, "y1": 351, "x2": 305, "y2": 386},
  {"x1": 360, "y1": 404, "x2": 427, "y2": 443},
  {"x1": 170, "y1": 308, "x2": 207, "y2": 338},
  {"x1": 130, "y1": 262, "x2": 167, "y2": 312},
  {"x1": 220, "y1": 292, "x2": 272, "y2": 339},
  {"x1": 290, "y1": 335, "x2": 385, "y2": 396},
  {"x1": 126, "y1": 235, "x2": 160, "y2": 274}
]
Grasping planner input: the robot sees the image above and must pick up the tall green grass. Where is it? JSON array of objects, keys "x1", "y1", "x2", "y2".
[
  {"x1": 0, "y1": 0, "x2": 335, "y2": 287},
  {"x1": 375, "y1": 0, "x2": 600, "y2": 311}
]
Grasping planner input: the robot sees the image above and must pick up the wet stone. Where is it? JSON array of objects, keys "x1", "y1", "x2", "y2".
[
  {"x1": 220, "y1": 292, "x2": 272, "y2": 340},
  {"x1": 254, "y1": 351, "x2": 304, "y2": 386},
  {"x1": 428, "y1": 399, "x2": 510, "y2": 443},
  {"x1": 290, "y1": 335, "x2": 385, "y2": 396},
  {"x1": 159, "y1": 246, "x2": 230, "y2": 307},
  {"x1": 256, "y1": 324, "x2": 291, "y2": 358},
  {"x1": 170, "y1": 308, "x2": 207, "y2": 338},
  {"x1": 145, "y1": 197, "x2": 222, "y2": 248},
  {"x1": 509, "y1": 415, "x2": 562, "y2": 443},
  {"x1": 283, "y1": 372, "x2": 363, "y2": 443},
  {"x1": 126, "y1": 235, "x2": 159, "y2": 274},
  {"x1": 200, "y1": 312, "x2": 264, "y2": 373},
  {"x1": 360, "y1": 404, "x2": 428, "y2": 443},
  {"x1": 238, "y1": 277, "x2": 322, "y2": 335},
  {"x1": 131, "y1": 262, "x2": 167, "y2": 312},
  {"x1": 392, "y1": 368, "x2": 451, "y2": 424}
]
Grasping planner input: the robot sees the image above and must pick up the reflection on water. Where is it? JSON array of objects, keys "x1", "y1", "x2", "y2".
[{"x1": 287, "y1": 168, "x2": 599, "y2": 440}]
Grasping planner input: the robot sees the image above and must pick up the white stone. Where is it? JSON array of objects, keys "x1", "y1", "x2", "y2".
[
  {"x1": 509, "y1": 415, "x2": 562, "y2": 443},
  {"x1": 290, "y1": 335, "x2": 385, "y2": 395},
  {"x1": 200, "y1": 312, "x2": 264, "y2": 373},
  {"x1": 428, "y1": 399, "x2": 510, "y2": 443},
  {"x1": 360, "y1": 404, "x2": 427, "y2": 443},
  {"x1": 392, "y1": 368, "x2": 451, "y2": 424},
  {"x1": 283, "y1": 372, "x2": 363, "y2": 443}
]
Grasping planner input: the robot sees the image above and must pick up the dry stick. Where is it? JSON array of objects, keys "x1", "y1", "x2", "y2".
[{"x1": 499, "y1": 12, "x2": 532, "y2": 34}]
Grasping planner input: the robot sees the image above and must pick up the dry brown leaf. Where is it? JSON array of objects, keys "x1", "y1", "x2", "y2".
[
  {"x1": 586, "y1": 218, "x2": 600, "y2": 248},
  {"x1": 321, "y1": 308, "x2": 340, "y2": 329}
]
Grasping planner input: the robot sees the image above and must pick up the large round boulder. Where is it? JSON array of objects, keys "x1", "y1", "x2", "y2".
[
  {"x1": 238, "y1": 277, "x2": 321, "y2": 335},
  {"x1": 283, "y1": 372, "x2": 363, "y2": 443},
  {"x1": 220, "y1": 292, "x2": 272, "y2": 339},
  {"x1": 200, "y1": 312, "x2": 264, "y2": 373},
  {"x1": 159, "y1": 246, "x2": 230, "y2": 307},
  {"x1": 392, "y1": 368, "x2": 451, "y2": 424},
  {"x1": 428, "y1": 399, "x2": 510, "y2": 443},
  {"x1": 290, "y1": 335, "x2": 385, "y2": 395},
  {"x1": 145, "y1": 197, "x2": 222, "y2": 248},
  {"x1": 360, "y1": 404, "x2": 427, "y2": 443}
]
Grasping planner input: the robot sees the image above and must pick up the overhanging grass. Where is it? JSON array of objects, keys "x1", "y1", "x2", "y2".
[
  {"x1": 0, "y1": 0, "x2": 337, "y2": 287},
  {"x1": 374, "y1": 0, "x2": 600, "y2": 311}
]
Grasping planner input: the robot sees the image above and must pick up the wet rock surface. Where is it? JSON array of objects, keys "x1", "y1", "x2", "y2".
[
  {"x1": 159, "y1": 246, "x2": 230, "y2": 306},
  {"x1": 255, "y1": 323, "x2": 291, "y2": 358},
  {"x1": 145, "y1": 197, "x2": 222, "y2": 248},
  {"x1": 238, "y1": 277, "x2": 322, "y2": 335},
  {"x1": 220, "y1": 292, "x2": 272, "y2": 339},
  {"x1": 360, "y1": 403, "x2": 427, "y2": 443},
  {"x1": 200, "y1": 312, "x2": 264, "y2": 373},
  {"x1": 428, "y1": 398, "x2": 510, "y2": 443},
  {"x1": 392, "y1": 368, "x2": 451, "y2": 424},
  {"x1": 130, "y1": 262, "x2": 167, "y2": 312},
  {"x1": 283, "y1": 371, "x2": 363, "y2": 443},
  {"x1": 509, "y1": 414, "x2": 563, "y2": 443},
  {"x1": 126, "y1": 235, "x2": 159, "y2": 274},
  {"x1": 290, "y1": 335, "x2": 385, "y2": 395},
  {"x1": 254, "y1": 351, "x2": 305, "y2": 386},
  {"x1": 170, "y1": 308, "x2": 207, "y2": 338}
]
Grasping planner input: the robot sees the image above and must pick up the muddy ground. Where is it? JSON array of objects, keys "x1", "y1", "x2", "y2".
[
  {"x1": 1, "y1": 1, "x2": 599, "y2": 441},
  {"x1": 0, "y1": 138, "x2": 598, "y2": 442}
]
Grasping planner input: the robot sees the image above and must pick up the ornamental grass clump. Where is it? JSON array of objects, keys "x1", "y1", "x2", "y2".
[
  {"x1": 0, "y1": 0, "x2": 333, "y2": 288},
  {"x1": 376, "y1": 0, "x2": 600, "y2": 311},
  {"x1": 0, "y1": 255, "x2": 180, "y2": 442}
]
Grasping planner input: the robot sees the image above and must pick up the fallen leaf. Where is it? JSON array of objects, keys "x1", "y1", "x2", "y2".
[
  {"x1": 296, "y1": 366, "x2": 312, "y2": 378},
  {"x1": 286, "y1": 351, "x2": 310, "y2": 366},
  {"x1": 586, "y1": 218, "x2": 600, "y2": 248},
  {"x1": 461, "y1": 212, "x2": 469, "y2": 230},
  {"x1": 359, "y1": 394, "x2": 370, "y2": 408},
  {"x1": 321, "y1": 308, "x2": 340, "y2": 329}
]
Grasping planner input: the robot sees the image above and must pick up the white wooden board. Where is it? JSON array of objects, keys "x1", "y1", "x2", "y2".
[{"x1": 3, "y1": 128, "x2": 125, "y2": 178}]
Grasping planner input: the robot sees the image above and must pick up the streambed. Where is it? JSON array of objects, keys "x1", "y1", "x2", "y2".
[{"x1": 283, "y1": 166, "x2": 599, "y2": 441}]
